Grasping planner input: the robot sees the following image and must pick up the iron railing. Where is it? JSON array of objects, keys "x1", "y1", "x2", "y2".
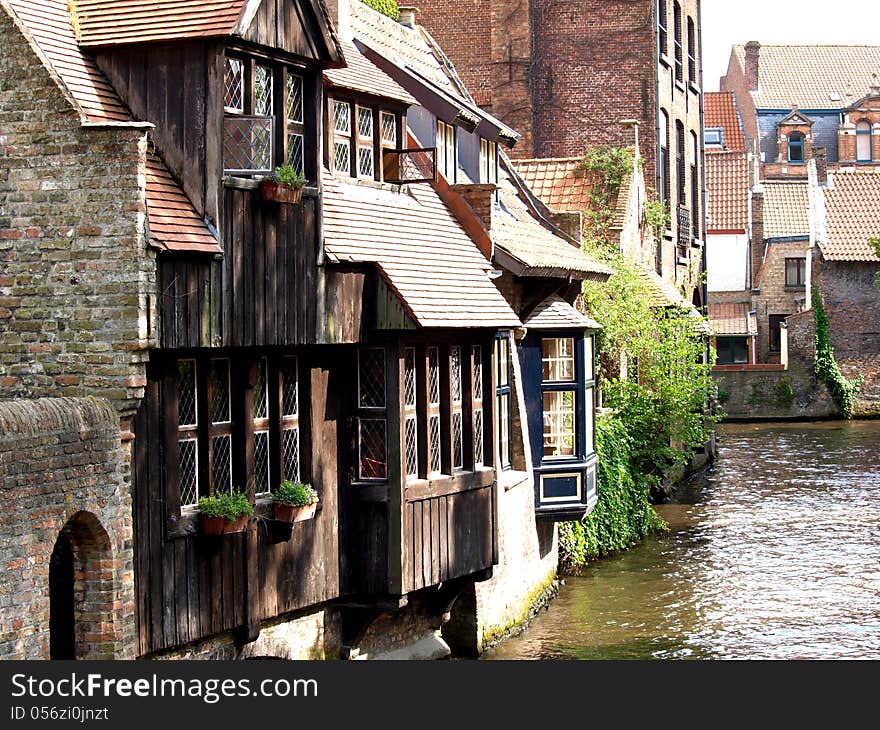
[{"x1": 383, "y1": 147, "x2": 437, "y2": 184}]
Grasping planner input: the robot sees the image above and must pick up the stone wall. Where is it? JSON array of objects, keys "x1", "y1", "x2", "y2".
[
  {"x1": 0, "y1": 7, "x2": 154, "y2": 420},
  {"x1": 816, "y1": 258, "x2": 880, "y2": 416},
  {"x1": 0, "y1": 397, "x2": 135, "y2": 659},
  {"x1": 754, "y1": 238, "x2": 811, "y2": 362}
]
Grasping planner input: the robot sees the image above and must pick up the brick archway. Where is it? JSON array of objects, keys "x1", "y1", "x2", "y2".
[{"x1": 53, "y1": 511, "x2": 117, "y2": 660}]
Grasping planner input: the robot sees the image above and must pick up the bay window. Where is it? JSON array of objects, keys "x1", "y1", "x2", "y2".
[{"x1": 496, "y1": 334, "x2": 512, "y2": 470}]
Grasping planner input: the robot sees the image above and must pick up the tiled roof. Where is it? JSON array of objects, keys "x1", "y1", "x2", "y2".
[
  {"x1": 146, "y1": 152, "x2": 220, "y2": 254},
  {"x1": 512, "y1": 158, "x2": 602, "y2": 213},
  {"x1": 74, "y1": 0, "x2": 245, "y2": 45},
  {"x1": 636, "y1": 267, "x2": 712, "y2": 335},
  {"x1": 492, "y1": 185, "x2": 613, "y2": 281},
  {"x1": 706, "y1": 152, "x2": 749, "y2": 231},
  {"x1": 704, "y1": 91, "x2": 745, "y2": 152},
  {"x1": 820, "y1": 171, "x2": 880, "y2": 262},
  {"x1": 708, "y1": 302, "x2": 756, "y2": 336},
  {"x1": 523, "y1": 295, "x2": 601, "y2": 330},
  {"x1": 761, "y1": 180, "x2": 810, "y2": 239},
  {"x1": 324, "y1": 40, "x2": 417, "y2": 105},
  {"x1": 322, "y1": 173, "x2": 520, "y2": 328},
  {"x1": 732, "y1": 44, "x2": 880, "y2": 109},
  {"x1": 5, "y1": 0, "x2": 131, "y2": 121}
]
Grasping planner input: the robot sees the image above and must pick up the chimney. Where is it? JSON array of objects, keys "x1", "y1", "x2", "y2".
[
  {"x1": 398, "y1": 6, "x2": 420, "y2": 28},
  {"x1": 813, "y1": 146, "x2": 828, "y2": 185},
  {"x1": 745, "y1": 41, "x2": 761, "y2": 92},
  {"x1": 450, "y1": 183, "x2": 497, "y2": 232}
]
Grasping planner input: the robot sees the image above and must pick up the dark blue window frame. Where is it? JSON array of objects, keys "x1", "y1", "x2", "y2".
[
  {"x1": 857, "y1": 121, "x2": 872, "y2": 162},
  {"x1": 788, "y1": 132, "x2": 805, "y2": 163}
]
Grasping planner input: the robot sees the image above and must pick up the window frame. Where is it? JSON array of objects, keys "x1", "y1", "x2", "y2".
[
  {"x1": 673, "y1": 1, "x2": 683, "y2": 83},
  {"x1": 856, "y1": 120, "x2": 873, "y2": 162},
  {"x1": 540, "y1": 335, "x2": 584, "y2": 463},
  {"x1": 480, "y1": 138, "x2": 498, "y2": 185},
  {"x1": 788, "y1": 131, "x2": 805, "y2": 163},
  {"x1": 495, "y1": 333, "x2": 513, "y2": 471},
  {"x1": 716, "y1": 336, "x2": 750, "y2": 365},
  {"x1": 704, "y1": 127, "x2": 724, "y2": 148},
  {"x1": 785, "y1": 257, "x2": 807, "y2": 288},
  {"x1": 329, "y1": 95, "x2": 403, "y2": 182},
  {"x1": 769, "y1": 314, "x2": 787, "y2": 353},
  {"x1": 437, "y1": 120, "x2": 457, "y2": 182},
  {"x1": 657, "y1": 0, "x2": 668, "y2": 59},
  {"x1": 659, "y1": 109, "x2": 670, "y2": 209}
]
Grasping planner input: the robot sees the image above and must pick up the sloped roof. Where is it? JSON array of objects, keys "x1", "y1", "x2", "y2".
[
  {"x1": 708, "y1": 302, "x2": 756, "y2": 336},
  {"x1": 706, "y1": 152, "x2": 749, "y2": 232},
  {"x1": 820, "y1": 172, "x2": 880, "y2": 262},
  {"x1": 324, "y1": 40, "x2": 417, "y2": 105},
  {"x1": 492, "y1": 186, "x2": 612, "y2": 281},
  {"x1": 513, "y1": 158, "x2": 601, "y2": 213},
  {"x1": 322, "y1": 173, "x2": 520, "y2": 328},
  {"x1": 761, "y1": 180, "x2": 810, "y2": 239},
  {"x1": 636, "y1": 267, "x2": 712, "y2": 335},
  {"x1": 146, "y1": 152, "x2": 220, "y2": 254},
  {"x1": 5, "y1": 0, "x2": 131, "y2": 121},
  {"x1": 732, "y1": 44, "x2": 880, "y2": 109},
  {"x1": 523, "y1": 295, "x2": 601, "y2": 330},
  {"x1": 704, "y1": 91, "x2": 745, "y2": 152},
  {"x1": 6, "y1": 1, "x2": 219, "y2": 253}
]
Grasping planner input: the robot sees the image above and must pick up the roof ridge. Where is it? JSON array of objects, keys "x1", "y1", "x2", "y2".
[{"x1": 513, "y1": 157, "x2": 582, "y2": 164}]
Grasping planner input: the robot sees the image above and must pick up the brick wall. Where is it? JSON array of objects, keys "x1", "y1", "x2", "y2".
[
  {"x1": 815, "y1": 258, "x2": 880, "y2": 416},
  {"x1": 754, "y1": 238, "x2": 811, "y2": 362},
  {"x1": 0, "y1": 8, "x2": 154, "y2": 419},
  {"x1": 0, "y1": 398, "x2": 135, "y2": 659}
]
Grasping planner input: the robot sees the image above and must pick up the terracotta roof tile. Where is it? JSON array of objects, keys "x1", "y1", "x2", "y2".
[
  {"x1": 821, "y1": 171, "x2": 880, "y2": 262},
  {"x1": 708, "y1": 302, "x2": 757, "y2": 336},
  {"x1": 706, "y1": 152, "x2": 749, "y2": 232},
  {"x1": 732, "y1": 44, "x2": 880, "y2": 109},
  {"x1": 704, "y1": 91, "x2": 745, "y2": 152},
  {"x1": 324, "y1": 40, "x2": 417, "y2": 105},
  {"x1": 74, "y1": 0, "x2": 245, "y2": 46},
  {"x1": 322, "y1": 173, "x2": 520, "y2": 328},
  {"x1": 523, "y1": 294, "x2": 601, "y2": 330},
  {"x1": 146, "y1": 152, "x2": 220, "y2": 254},
  {"x1": 492, "y1": 185, "x2": 612, "y2": 281},
  {"x1": 761, "y1": 180, "x2": 810, "y2": 239},
  {"x1": 6, "y1": 0, "x2": 131, "y2": 121},
  {"x1": 512, "y1": 158, "x2": 601, "y2": 213}
]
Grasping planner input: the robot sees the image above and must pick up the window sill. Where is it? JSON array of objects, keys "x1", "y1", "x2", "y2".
[
  {"x1": 675, "y1": 80, "x2": 687, "y2": 94},
  {"x1": 405, "y1": 467, "x2": 495, "y2": 501},
  {"x1": 223, "y1": 176, "x2": 319, "y2": 197},
  {"x1": 688, "y1": 81, "x2": 701, "y2": 95},
  {"x1": 498, "y1": 469, "x2": 530, "y2": 493},
  {"x1": 659, "y1": 53, "x2": 671, "y2": 69}
]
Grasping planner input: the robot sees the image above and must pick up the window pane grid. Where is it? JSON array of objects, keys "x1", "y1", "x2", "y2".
[
  {"x1": 451, "y1": 346, "x2": 462, "y2": 403},
  {"x1": 255, "y1": 65, "x2": 273, "y2": 116},
  {"x1": 287, "y1": 132, "x2": 304, "y2": 174},
  {"x1": 405, "y1": 416, "x2": 418, "y2": 479},
  {"x1": 210, "y1": 360, "x2": 230, "y2": 423},
  {"x1": 429, "y1": 415, "x2": 441, "y2": 474},
  {"x1": 358, "y1": 146, "x2": 374, "y2": 178},
  {"x1": 333, "y1": 100, "x2": 351, "y2": 134},
  {"x1": 282, "y1": 428, "x2": 300, "y2": 483},
  {"x1": 334, "y1": 140, "x2": 351, "y2": 174},
  {"x1": 358, "y1": 107, "x2": 373, "y2": 139},
  {"x1": 542, "y1": 338, "x2": 575, "y2": 382},
  {"x1": 473, "y1": 346, "x2": 483, "y2": 401},
  {"x1": 359, "y1": 418, "x2": 387, "y2": 480},
  {"x1": 286, "y1": 74, "x2": 304, "y2": 124},
  {"x1": 253, "y1": 359, "x2": 268, "y2": 420},
  {"x1": 543, "y1": 390, "x2": 575, "y2": 458},
  {"x1": 474, "y1": 409, "x2": 483, "y2": 467},
  {"x1": 178, "y1": 360, "x2": 197, "y2": 427},
  {"x1": 428, "y1": 347, "x2": 440, "y2": 405},
  {"x1": 211, "y1": 434, "x2": 232, "y2": 494},
  {"x1": 359, "y1": 348, "x2": 386, "y2": 409},
  {"x1": 179, "y1": 439, "x2": 199, "y2": 508},
  {"x1": 381, "y1": 111, "x2": 397, "y2": 145},
  {"x1": 282, "y1": 359, "x2": 298, "y2": 417},
  {"x1": 453, "y1": 412, "x2": 463, "y2": 470},
  {"x1": 404, "y1": 349, "x2": 417, "y2": 407},
  {"x1": 254, "y1": 430, "x2": 270, "y2": 495},
  {"x1": 224, "y1": 57, "x2": 243, "y2": 112}
]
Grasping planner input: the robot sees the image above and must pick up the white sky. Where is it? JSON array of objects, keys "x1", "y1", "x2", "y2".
[{"x1": 701, "y1": 0, "x2": 880, "y2": 91}]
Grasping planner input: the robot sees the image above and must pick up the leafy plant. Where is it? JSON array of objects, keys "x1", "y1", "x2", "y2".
[
  {"x1": 198, "y1": 490, "x2": 254, "y2": 521},
  {"x1": 813, "y1": 288, "x2": 863, "y2": 418},
  {"x1": 576, "y1": 146, "x2": 634, "y2": 248},
  {"x1": 269, "y1": 164, "x2": 307, "y2": 188},
  {"x1": 274, "y1": 480, "x2": 319, "y2": 507},
  {"x1": 359, "y1": 0, "x2": 400, "y2": 20},
  {"x1": 775, "y1": 376, "x2": 795, "y2": 407},
  {"x1": 644, "y1": 198, "x2": 670, "y2": 237},
  {"x1": 872, "y1": 238, "x2": 880, "y2": 288}
]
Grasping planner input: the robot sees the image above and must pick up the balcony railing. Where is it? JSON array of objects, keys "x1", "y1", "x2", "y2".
[
  {"x1": 223, "y1": 115, "x2": 274, "y2": 175},
  {"x1": 677, "y1": 205, "x2": 691, "y2": 259},
  {"x1": 382, "y1": 147, "x2": 437, "y2": 184}
]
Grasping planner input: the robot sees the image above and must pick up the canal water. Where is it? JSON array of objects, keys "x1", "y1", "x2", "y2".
[{"x1": 486, "y1": 421, "x2": 880, "y2": 660}]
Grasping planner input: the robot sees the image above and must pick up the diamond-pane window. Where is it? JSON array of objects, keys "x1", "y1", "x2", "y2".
[
  {"x1": 210, "y1": 360, "x2": 230, "y2": 423},
  {"x1": 358, "y1": 107, "x2": 373, "y2": 139},
  {"x1": 428, "y1": 347, "x2": 440, "y2": 405},
  {"x1": 359, "y1": 348, "x2": 385, "y2": 409},
  {"x1": 225, "y1": 57, "x2": 243, "y2": 112},
  {"x1": 404, "y1": 349, "x2": 416, "y2": 407},
  {"x1": 286, "y1": 74, "x2": 304, "y2": 124},
  {"x1": 474, "y1": 409, "x2": 484, "y2": 466},
  {"x1": 359, "y1": 419, "x2": 387, "y2": 480},
  {"x1": 211, "y1": 435, "x2": 232, "y2": 493},
  {"x1": 473, "y1": 346, "x2": 483, "y2": 401},
  {"x1": 405, "y1": 417, "x2": 418, "y2": 479},
  {"x1": 178, "y1": 360, "x2": 197, "y2": 427},
  {"x1": 335, "y1": 140, "x2": 351, "y2": 174},
  {"x1": 334, "y1": 101, "x2": 351, "y2": 134},
  {"x1": 381, "y1": 111, "x2": 397, "y2": 145},
  {"x1": 224, "y1": 116, "x2": 273, "y2": 173},
  {"x1": 282, "y1": 359, "x2": 298, "y2": 417},
  {"x1": 253, "y1": 359, "x2": 268, "y2": 420},
  {"x1": 255, "y1": 65, "x2": 273, "y2": 117},
  {"x1": 451, "y1": 346, "x2": 462, "y2": 403},
  {"x1": 429, "y1": 415, "x2": 441, "y2": 474},
  {"x1": 358, "y1": 147, "x2": 374, "y2": 178},
  {"x1": 254, "y1": 431, "x2": 270, "y2": 494},
  {"x1": 179, "y1": 439, "x2": 199, "y2": 507},
  {"x1": 282, "y1": 429, "x2": 300, "y2": 482},
  {"x1": 453, "y1": 412, "x2": 463, "y2": 470},
  {"x1": 287, "y1": 132, "x2": 304, "y2": 174}
]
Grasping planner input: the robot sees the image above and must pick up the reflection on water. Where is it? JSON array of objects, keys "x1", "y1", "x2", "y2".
[{"x1": 485, "y1": 421, "x2": 880, "y2": 660}]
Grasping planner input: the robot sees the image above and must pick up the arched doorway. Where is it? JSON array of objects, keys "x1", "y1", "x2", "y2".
[
  {"x1": 48, "y1": 512, "x2": 116, "y2": 660},
  {"x1": 49, "y1": 533, "x2": 75, "y2": 660}
]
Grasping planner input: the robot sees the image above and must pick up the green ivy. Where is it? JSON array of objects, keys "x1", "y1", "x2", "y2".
[
  {"x1": 577, "y1": 146, "x2": 633, "y2": 248},
  {"x1": 813, "y1": 288, "x2": 863, "y2": 418},
  {"x1": 359, "y1": 0, "x2": 400, "y2": 20},
  {"x1": 872, "y1": 238, "x2": 880, "y2": 288},
  {"x1": 559, "y1": 414, "x2": 667, "y2": 571}
]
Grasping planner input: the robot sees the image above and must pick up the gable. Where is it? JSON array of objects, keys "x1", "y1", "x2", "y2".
[
  {"x1": 779, "y1": 109, "x2": 814, "y2": 127},
  {"x1": 239, "y1": 0, "x2": 343, "y2": 63}
]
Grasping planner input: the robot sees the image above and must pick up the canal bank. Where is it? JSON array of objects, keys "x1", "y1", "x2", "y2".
[{"x1": 483, "y1": 421, "x2": 880, "y2": 660}]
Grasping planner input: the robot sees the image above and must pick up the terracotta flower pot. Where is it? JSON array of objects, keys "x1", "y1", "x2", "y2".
[
  {"x1": 261, "y1": 180, "x2": 304, "y2": 204},
  {"x1": 274, "y1": 501, "x2": 318, "y2": 524},
  {"x1": 201, "y1": 514, "x2": 249, "y2": 535}
]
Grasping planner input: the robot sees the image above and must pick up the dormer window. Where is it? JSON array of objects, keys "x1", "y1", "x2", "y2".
[
  {"x1": 357, "y1": 106, "x2": 375, "y2": 178},
  {"x1": 329, "y1": 96, "x2": 403, "y2": 182},
  {"x1": 333, "y1": 100, "x2": 352, "y2": 175},
  {"x1": 856, "y1": 120, "x2": 872, "y2": 162},
  {"x1": 480, "y1": 139, "x2": 498, "y2": 184},
  {"x1": 788, "y1": 131, "x2": 805, "y2": 163},
  {"x1": 436, "y1": 120, "x2": 457, "y2": 182},
  {"x1": 223, "y1": 54, "x2": 307, "y2": 176}
]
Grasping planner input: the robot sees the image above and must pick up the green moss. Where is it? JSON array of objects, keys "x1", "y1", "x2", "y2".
[
  {"x1": 359, "y1": 0, "x2": 399, "y2": 20},
  {"x1": 479, "y1": 571, "x2": 558, "y2": 651}
]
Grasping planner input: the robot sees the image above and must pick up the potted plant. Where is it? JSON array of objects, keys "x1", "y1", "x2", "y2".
[
  {"x1": 273, "y1": 480, "x2": 320, "y2": 523},
  {"x1": 198, "y1": 490, "x2": 254, "y2": 535},
  {"x1": 261, "y1": 164, "x2": 307, "y2": 204}
]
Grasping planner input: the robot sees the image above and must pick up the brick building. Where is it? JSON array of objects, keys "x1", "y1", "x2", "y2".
[{"x1": 414, "y1": 0, "x2": 707, "y2": 301}]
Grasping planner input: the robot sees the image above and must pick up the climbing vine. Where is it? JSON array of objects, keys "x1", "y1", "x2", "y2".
[
  {"x1": 576, "y1": 146, "x2": 634, "y2": 248},
  {"x1": 359, "y1": 0, "x2": 400, "y2": 20},
  {"x1": 813, "y1": 288, "x2": 863, "y2": 418},
  {"x1": 872, "y1": 238, "x2": 880, "y2": 288}
]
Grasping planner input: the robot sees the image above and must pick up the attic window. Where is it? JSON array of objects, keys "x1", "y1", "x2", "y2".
[
  {"x1": 857, "y1": 120, "x2": 872, "y2": 162},
  {"x1": 480, "y1": 139, "x2": 498, "y2": 184},
  {"x1": 705, "y1": 127, "x2": 723, "y2": 149},
  {"x1": 333, "y1": 100, "x2": 352, "y2": 175},
  {"x1": 788, "y1": 132, "x2": 805, "y2": 163}
]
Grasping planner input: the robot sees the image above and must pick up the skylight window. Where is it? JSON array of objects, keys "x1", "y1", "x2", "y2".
[{"x1": 705, "y1": 127, "x2": 723, "y2": 149}]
